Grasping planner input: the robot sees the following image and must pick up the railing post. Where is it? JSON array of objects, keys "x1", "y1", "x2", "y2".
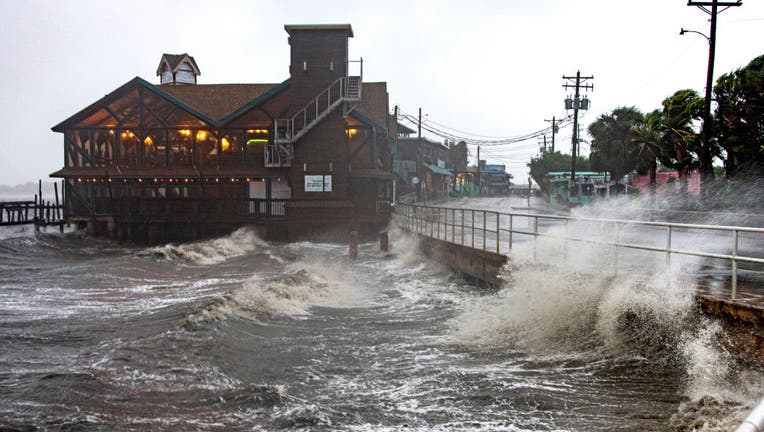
[
  {"x1": 509, "y1": 214, "x2": 513, "y2": 250},
  {"x1": 495, "y1": 212, "x2": 500, "y2": 254},
  {"x1": 437, "y1": 208, "x2": 441, "y2": 239},
  {"x1": 613, "y1": 223, "x2": 620, "y2": 276},
  {"x1": 533, "y1": 216, "x2": 539, "y2": 262},
  {"x1": 450, "y1": 208, "x2": 454, "y2": 243},
  {"x1": 731, "y1": 229, "x2": 738, "y2": 300},
  {"x1": 482, "y1": 211, "x2": 487, "y2": 251},
  {"x1": 416, "y1": 205, "x2": 419, "y2": 233},
  {"x1": 471, "y1": 209, "x2": 475, "y2": 249},
  {"x1": 563, "y1": 219, "x2": 569, "y2": 265},
  {"x1": 430, "y1": 206, "x2": 434, "y2": 238},
  {"x1": 666, "y1": 225, "x2": 672, "y2": 272},
  {"x1": 461, "y1": 209, "x2": 465, "y2": 246}
]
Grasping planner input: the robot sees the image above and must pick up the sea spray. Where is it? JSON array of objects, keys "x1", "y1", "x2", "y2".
[
  {"x1": 445, "y1": 195, "x2": 764, "y2": 430},
  {"x1": 595, "y1": 272, "x2": 697, "y2": 360}
]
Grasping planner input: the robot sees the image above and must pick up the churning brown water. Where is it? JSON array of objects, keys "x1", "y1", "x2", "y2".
[{"x1": 0, "y1": 198, "x2": 761, "y2": 431}]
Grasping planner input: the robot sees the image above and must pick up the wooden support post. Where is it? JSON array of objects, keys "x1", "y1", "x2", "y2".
[
  {"x1": 349, "y1": 230, "x2": 359, "y2": 259},
  {"x1": 107, "y1": 218, "x2": 116, "y2": 239},
  {"x1": 54, "y1": 182, "x2": 60, "y2": 221},
  {"x1": 379, "y1": 231, "x2": 389, "y2": 253},
  {"x1": 33, "y1": 194, "x2": 39, "y2": 230}
]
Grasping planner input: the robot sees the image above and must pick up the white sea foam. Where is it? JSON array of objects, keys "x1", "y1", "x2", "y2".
[
  {"x1": 233, "y1": 260, "x2": 364, "y2": 316},
  {"x1": 447, "y1": 196, "x2": 763, "y2": 413},
  {"x1": 139, "y1": 227, "x2": 267, "y2": 265},
  {"x1": 186, "y1": 259, "x2": 364, "y2": 323}
]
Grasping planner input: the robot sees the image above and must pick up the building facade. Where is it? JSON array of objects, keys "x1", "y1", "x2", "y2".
[
  {"x1": 51, "y1": 24, "x2": 394, "y2": 243},
  {"x1": 393, "y1": 132, "x2": 453, "y2": 201}
]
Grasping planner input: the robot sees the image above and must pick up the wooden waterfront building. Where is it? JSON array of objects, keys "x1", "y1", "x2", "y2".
[{"x1": 50, "y1": 24, "x2": 394, "y2": 243}]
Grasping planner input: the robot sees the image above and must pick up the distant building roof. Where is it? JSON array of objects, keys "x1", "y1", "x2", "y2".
[
  {"x1": 284, "y1": 24, "x2": 353, "y2": 37},
  {"x1": 483, "y1": 164, "x2": 506, "y2": 172},
  {"x1": 398, "y1": 136, "x2": 448, "y2": 149},
  {"x1": 546, "y1": 171, "x2": 609, "y2": 177},
  {"x1": 397, "y1": 122, "x2": 415, "y2": 135}
]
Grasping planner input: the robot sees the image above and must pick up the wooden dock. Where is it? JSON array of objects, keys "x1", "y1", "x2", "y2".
[{"x1": 0, "y1": 180, "x2": 65, "y2": 230}]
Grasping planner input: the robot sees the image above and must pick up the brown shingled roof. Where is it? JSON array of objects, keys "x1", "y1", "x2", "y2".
[
  {"x1": 160, "y1": 84, "x2": 279, "y2": 121},
  {"x1": 354, "y1": 82, "x2": 389, "y2": 129}
]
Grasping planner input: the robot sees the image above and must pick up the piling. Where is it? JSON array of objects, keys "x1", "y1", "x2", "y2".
[
  {"x1": 34, "y1": 194, "x2": 39, "y2": 231},
  {"x1": 379, "y1": 231, "x2": 389, "y2": 253},
  {"x1": 349, "y1": 230, "x2": 359, "y2": 259}
]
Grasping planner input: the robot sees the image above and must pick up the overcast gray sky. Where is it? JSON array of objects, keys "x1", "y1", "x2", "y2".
[{"x1": 0, "y1": 0, "x2": 762, "y2": 185}]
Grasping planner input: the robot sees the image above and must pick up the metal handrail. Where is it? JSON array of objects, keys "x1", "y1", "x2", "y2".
[
  {"x1": 735, "y1": 397, "x2": 764, "y2": 432},
  {"x1": 273, "y1": 77, "x2": 345, "y2": 144},
  {"x1": 393, "y1": 203, "x2": 764, "y2": 299}
]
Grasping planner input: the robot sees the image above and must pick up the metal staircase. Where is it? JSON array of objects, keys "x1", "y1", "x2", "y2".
[
  {"x1": 267, "y1": 62, "x2": 363, "y2": 167},
  {"x1": 274, "y1": 76, "x2": 362, "y2": 145}
]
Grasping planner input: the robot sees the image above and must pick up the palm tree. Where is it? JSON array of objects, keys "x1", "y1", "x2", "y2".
[
  {"x1": 587, "y1": 107, "x2": 644, "y2": 185},
  {"x1": 630, "y1": 110, "x2": 664, "y2": 203},
  {"x1": 659, "y1": 89, "x2": 704, "y2": 180},
  {"x1": 655, "y1": 90, "x2": 707, "y2": 205}
]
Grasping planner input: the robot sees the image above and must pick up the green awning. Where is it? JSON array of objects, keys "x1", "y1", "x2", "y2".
[
  {"x1": 348, "y1": 168, "x2": 395, "y2": 180},
  {"x1": 424, "y1": 163, "x2": 453, "y2": 176}
]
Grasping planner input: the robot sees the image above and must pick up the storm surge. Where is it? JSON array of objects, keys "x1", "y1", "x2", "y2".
[
  {"x1": 138, "y1": 227, "x2": 270, "y2": 265},
  {"x1": 447, "y1": 196, "x2": 764, "y2": 431},
  {"x1": 1, "y1": 202, "x2": 761, "y2": 431}
]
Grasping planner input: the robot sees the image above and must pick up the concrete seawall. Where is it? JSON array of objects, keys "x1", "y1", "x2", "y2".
[{"x1": 416, "y1": 234, "x2": 507, "y2": 287}]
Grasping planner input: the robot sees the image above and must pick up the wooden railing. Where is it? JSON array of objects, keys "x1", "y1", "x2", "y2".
[
  {"x1": 0, "y1": 201, "x2": 64, "y2": 227},
  {"x1": 110, "y1": 197, "x2": 288, "y2": 221}
]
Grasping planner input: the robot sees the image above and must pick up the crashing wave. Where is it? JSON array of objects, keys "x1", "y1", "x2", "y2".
[{"x1": 138, "y1": 227, "x2": 267, "y2": 265}]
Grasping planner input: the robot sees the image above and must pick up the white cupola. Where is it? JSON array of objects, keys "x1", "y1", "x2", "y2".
[{"x1": 156, "y1": 53, "x2": 201, "y2": 85}]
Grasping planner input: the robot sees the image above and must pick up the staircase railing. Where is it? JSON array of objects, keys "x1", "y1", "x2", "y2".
[{"x1": 274, "y1": 60, "x2": 364, "y2": 147}]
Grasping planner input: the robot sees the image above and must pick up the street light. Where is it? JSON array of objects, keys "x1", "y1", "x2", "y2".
[
  {"x1": 679, "y1": 27, "x2": 710, "y2": 43},
  {"x1": 681, "y1": 1, "x2": 742, "y2": 195}
]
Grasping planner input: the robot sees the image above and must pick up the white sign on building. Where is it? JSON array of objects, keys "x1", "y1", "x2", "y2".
[
  {"x1": 305, "y1": 175, "x2": 332, "y2": 192},
  {"x1": 305, "y1": 175, "x2": 324, "y2": 192}
]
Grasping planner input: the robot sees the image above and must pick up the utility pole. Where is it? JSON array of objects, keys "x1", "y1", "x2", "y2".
[
  {"x1": 544, "y1": 116, "x2": 560, "y2": 153},
  {"x1": 563, "y1": 71, "x2": 593, "y2": 195},
  {"x1": 686, "y1": 0, "x2": 742, "y2": 194},
  {"x1": 476, "y1": 146, "x2": 481, "y2": 195},
  {"x1": 416, "y1": 107, "x2": 423, "y2": 202},
  {"x1": 418, "y1": 107, "x2": 422, "y2": 139}
]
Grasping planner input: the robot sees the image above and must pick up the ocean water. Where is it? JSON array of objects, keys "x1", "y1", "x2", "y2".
[{"x1": 0, "y1": 198, "x2": 762, "y2": 431}]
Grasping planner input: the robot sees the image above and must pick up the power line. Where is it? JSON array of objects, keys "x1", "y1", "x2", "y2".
[{"x1": 397, "y1": 110, "x2": 572, "y2": 147}]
